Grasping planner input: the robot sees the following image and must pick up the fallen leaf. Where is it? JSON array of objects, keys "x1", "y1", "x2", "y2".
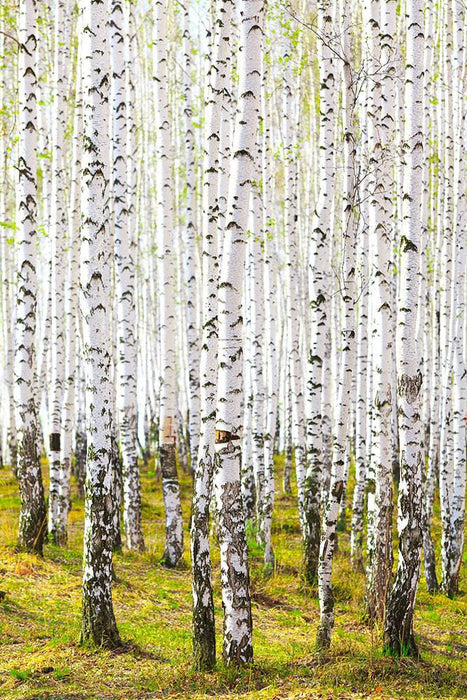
[{"x1": 14, "y1": 563, "x2": 33, "y2": 576}]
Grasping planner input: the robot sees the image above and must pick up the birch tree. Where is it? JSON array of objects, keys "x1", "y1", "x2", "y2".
[
  {"x1": 112, "y1": 0, "x2": 145, "y2": 552},
  {"x1": 383, "y1": 0, "x2": 424, "y2": 658},
  {"x1": 48, "y1": 0, "x2": 69, "y2": 545},
  {"x1": 181, "y1": 0, "x2": 201, "y2": 475},
  {"x1": 154, "y1": 0, "x2": 184, "y2": 568},
  {"x1": 316, "y1": 0, "x2": 357, "y2": 649},
  {"x1": 365, "y1": 0, "x2": 395, "y2": 623},
  {"x1": 15, "y1": 0, "x2": 47, "y2": 555},
  {"x1": 191, "y1": 0, "x2": 235, "y2": 670},
  {"x1": 439, "y1": 0, "x2": 466, "y2": 597},
  {"x1": 259, "y1": 63, "x2": 276, "y2": 568},
  {"x1": 79, "y1": 0, "x2": 121, "y2": 648},
  {"x1": 303, "y1": 0, "x2": 336, "y2": 585},
  {"x1": 214, "y1": 0, "x2": 264, "y2": 665},
  {"x1": 57, "y1": 52, "x2": 82, "y2": 545}
]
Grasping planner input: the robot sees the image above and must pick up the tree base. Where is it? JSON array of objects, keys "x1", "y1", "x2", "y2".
[
  {"x1": 383, "y1": 629, "x2": 420, "y2": 659},
  {"x1": 80, "y1": 609, "x2": 122, "y2": 650},
  {"x1": 53, "y1": 527, "x2": 68, "y2": 548},
  {"x1": 425, "y1": 575, "x2": 438, "y2": 596},
  {"x1": 161, "y1": 550, "x2": 183, "y2": 568},
  {"x1": 315, "y1": 623, "x2": 332, "y2": 654},
  {"x1": 193, "y1": 615, "x2": 216, "y2": 672},
  {"x1": 127, "y1": 538, "x2": 145, "y2": 554},
  {"x1": 18, "y1": 513, "x2": 47, "y2": 557},
  {"x1": 160, "y1": 442, "x2": 184, "y2": 567},
  {"x1": 441, "y1": 578, "x2": 459, "y2": 600},
  {"x1": 351, "y1": 555, "x2": 364, "y2": 574},
  {"x1": 223, "y1": 639, "x2": 253, "y2": 666},
  {"x1": 263, "y1": 543, "x2": 275, "y2": 576}
]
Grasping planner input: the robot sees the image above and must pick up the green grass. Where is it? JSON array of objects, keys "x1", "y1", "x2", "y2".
[{"x1": 0, "y1": 459, "x2": 465, "y2": 698}]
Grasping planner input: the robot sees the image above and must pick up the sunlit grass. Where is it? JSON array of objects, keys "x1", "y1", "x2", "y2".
[{"x1": 0, "y1": 456, "x2": 465, "y2": 698}]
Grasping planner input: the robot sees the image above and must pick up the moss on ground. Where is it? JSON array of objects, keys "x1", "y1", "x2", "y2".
[{"x1": 0, "y1": 460, "x2": 465, "y2": 699}]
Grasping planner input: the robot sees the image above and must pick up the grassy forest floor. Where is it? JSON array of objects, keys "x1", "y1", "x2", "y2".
[{"x1": 0, "y1": 458, "x2": 465, "y2": 699}]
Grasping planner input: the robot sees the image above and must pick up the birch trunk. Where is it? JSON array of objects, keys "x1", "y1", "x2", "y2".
[
  {"x1": 112, "y1": 0, "x2": 144, "y2": 552},
  {"x1": 154, "y1": 0, "x2": 184, "y2": 568},
  {"x1": 48, "y1": 0, "x2": 69, "y2": 545},
  {"x1": 181, "y1": 1, "x2": 201, "y2": 475},
  {"x1": 350, "y1": 224, "x2": 369, "y2": 570},
  {"x1": 15, "y1": 0, "x2": 47, "y2": 554},
  {"x1": 191, "y1": 1, "x2": 234, "y2": 669},
  {"x1": 421, "y1": 0, "x2": 438, "y2": 594},
  {"x1": 365, "y1": 0, "x2": 395, "y2": 623},
  {"x1": 316, "y1": 0, "x2": 357, "y2": 648},
  {"x1": 440, "y1": 0, "x2": 466, "y2": 596},
  {"x1": 80, "y1": 0, "x2": 121, "y2": 648},
  {"x1": 214, "y1": 0, "x2": 264, "y2": 665},
  {"x1": 303, "y1": 0, "x2": 336, "y2": 585},
  {"x1": 56, "y1": 56, "x2": 82, "y2": 545},
  {"x1": 384, "y1": 0, "x2": 424, "y2": 658},
  {"x1": 261, "y1": 73, "x2": 276, "y2": 568}
]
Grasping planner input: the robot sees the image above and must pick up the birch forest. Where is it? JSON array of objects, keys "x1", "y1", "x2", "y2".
[{"x1": 0, "y1": 0, "x2": 466, "y2": 697}]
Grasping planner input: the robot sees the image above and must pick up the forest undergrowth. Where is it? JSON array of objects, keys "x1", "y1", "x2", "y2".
[{"x1": 0, "y1": 458, "x2": 465, "y2": 700}]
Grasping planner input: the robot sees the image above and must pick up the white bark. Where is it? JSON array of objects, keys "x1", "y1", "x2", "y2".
[
  {"x1": 181, "y1": 1, "x2": 201, "y2": 475},
  {"x1": 260, "y1": 71, "x2": 277, "y2": 568},
  {"x1": 365, "y1": 0, "x2": 395, "y2": 623},
  {"x1": 214, "y1": 0, "x2": 264, "y2": 665},
  {"x1": 112, "y1": 0, "x2": 144, "y2": 552},
  {"x1": 440, "y1": 0, "x2": 466, "y2": 597},
  {"x1": 48, "y1": 0, "x2": 70, "y2": 544},
  {"x1": 80, "y1": 0, "x2": 120, "y2": 648},
  {"x1": 57, "y1": 53, "x2": 82, "y2": 545},
  {"x1": 15, "y1": 0, "x2": 47, "y2": 554},
  {"x1": 384, "y1": 0, "x2": 424, "y2": 657},
  {"x1": 154, "y1": 0, "x2": 184, "y2": 568},
  {"x1": 316, "y1": 0, "x2": 357, "y2": 649},
  {"x1": 191, "y1": 0, "x2": 235, "y2": 671},
  {"x1": 304, "y1": 0, "x2": 336, "y2": 584},
  {"x1": 350, "y1": 225, "x2": 369, "y2": 570}
]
